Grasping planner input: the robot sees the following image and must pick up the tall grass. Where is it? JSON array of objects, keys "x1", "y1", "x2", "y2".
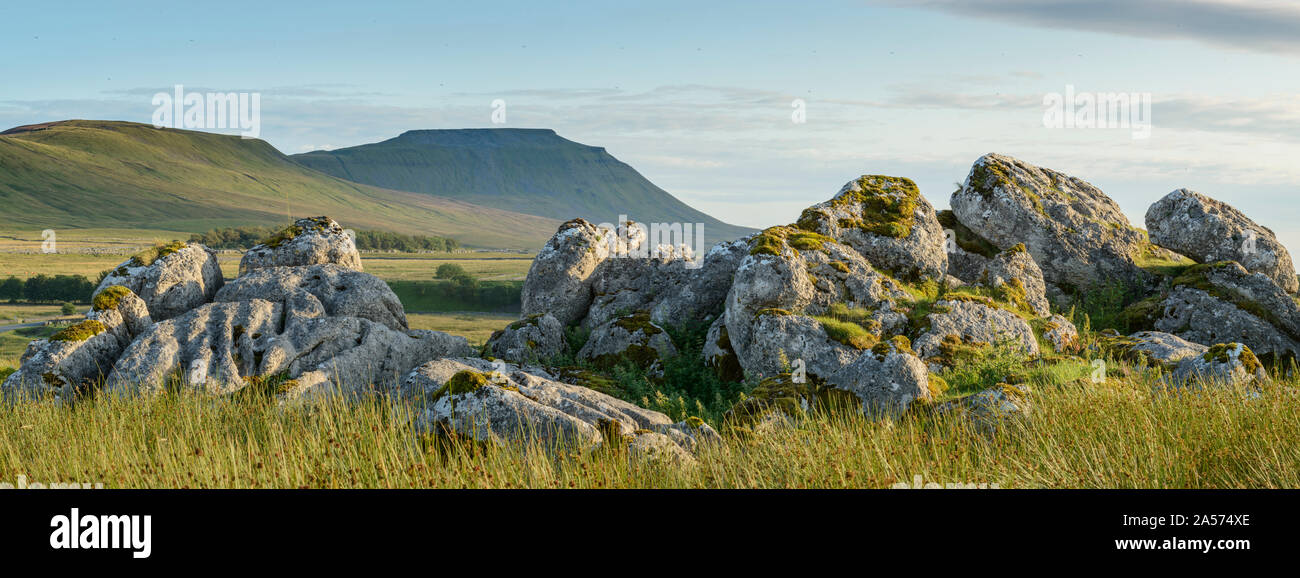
[{"x1": 2, "y1": 368, "x2": 1297, "y2": 488}]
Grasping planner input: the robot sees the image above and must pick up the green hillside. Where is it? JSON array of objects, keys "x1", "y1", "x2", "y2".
[
  {"x1": 0, "y1": 120, "x2": 559, "y2": 250},
  {"x1": 293, "y1": 129, "x2": 757, "y2": 245}
]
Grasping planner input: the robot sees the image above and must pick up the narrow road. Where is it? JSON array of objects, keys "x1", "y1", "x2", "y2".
[{"x1": 0, "y1": 316, "x2": 82, "y2": 334}]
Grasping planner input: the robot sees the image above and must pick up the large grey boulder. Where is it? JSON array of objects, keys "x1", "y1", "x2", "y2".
[
  {"x1": 104, "y1": 296, "x2": 470, "y2": 398},
  {"x1": 1, "y1": 313, "x2": 132, "y2": 402},
  {"x1": 577, "y1": 312, "x2": 678, "y2": 374},
  {"x1": 795, "y1": 175, "x2": 947, "y2": 281},
  {"x1": 736, "y1": 311, "x2": 860, "y2": 380},
  {"x1": 1167, "y1": 342, "x2": 1268, "y2": 388},
  {"x1": 520, "y1": 219, "x2": 613, "y2": 327},
  {"x1": 215, "y1": 263, "x2": 407, "y2": 331},
  {"x1": 936, "y1": 209, "x2": 997, "y2": 284},
  {"x1": 90, "y1": 285, "x2": 153, "y2": 338},
  {"x1": 583, "y1": 237, "x2": 747, "y2": 330},
  {"x1": 1138, "y1": 262, "x2": 1300, "y2": 360},
  {"x1": 977, "y1": 244, "x2": 1050, "y2": 317},
  {"x1": 826, "y1": 338, "x2": 932, "y2": 414},
  {"x1": 1146, "y1": 189, "x2": 1297, "y2": 293},
  {"x1": 94, "y1": 241, "x2": 224, "y2": 321},
  {"x1": 1099, "y1": 330, "x2": 1207, "y2": 368},
  {"x1": 723, "y1": 229, "x2": 910, "y2": 380},
  {"x1": 238, "y1": 216, "x2": 362, "y2": 276},
  {"x1": 483, "y1": 313, "x2": 566, "y2": 363},
  {"x1": 400, "y1": 358, "x2": 682, "y2": 452},
  {"x1": 1040, "y1": 314, "x2": 1080, "y2": 354},
  {"x1": 950, "y1": 154, "x2": 1147, "y2": 295},
  {"x1": 913, "y1": 298, "x2": 1039, "y2": 369}
]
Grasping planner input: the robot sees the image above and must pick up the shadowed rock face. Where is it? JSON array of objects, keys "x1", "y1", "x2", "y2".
[
  {"x1": 94, "y1": 242, "x2": 224, "y2": 322},
  {"x1": 484, "y1": 313, "x2": 566, "y2": 364},
  {"x1": 215, "y1": 263, "x2": 407, "y2": 331},
  {"x1": 399, "y1": 357, "x2": 708, "y2": 460},
  {"x1": 1139, "y1": 262, "x2": 1300, "y2": 360},
  {"x1": 1146, "y1": 188, "x2": 1298, "y2": 293},
  {"x1": 950, "y1": 153, "x2": 1147, "y2": 296},
  {"x1": 239, "y1": 216, "x2": 362, "y2": 276}
]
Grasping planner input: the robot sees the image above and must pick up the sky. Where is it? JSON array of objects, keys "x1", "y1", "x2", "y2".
[{"x1": 3, "y1": 0, "x2": 1300, "y2": 247}]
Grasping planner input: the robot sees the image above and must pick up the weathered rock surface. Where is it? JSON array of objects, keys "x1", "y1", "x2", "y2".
[
  {"x1": 91, "y1": 285, "x2": 153, "y2": 338},
  {"x1": 1100, "y1": 330, "x2": 1207, "y2": 368},
  {"x1": 1, "y1": 314, "x2": 132, "y2": 401},
  {"x1": 826, "y1": 338, "x2": 932, "y2": 413},
  {"x1": 483, "y1": 313, "x2": 566, "y2": 363},
  {"x1": 1140, "y1": 262, "x2": 1300, "y2": 360},
  {"x1": 796, "y1": 175, "x2": 947, "y2": 281},
  {"x1": 215, "y1": 264, "x2": 407, "y2": 331},
  {"x1": 950, "y1": 154, "x2": 1147, "y2": 295},
  {"x1": 238, "y1": 216, "x2": 362, "y2": 275},
  {"x1": 937, "y1": 383, "x2": 1032, "y2": 433},
  {"x1": 1040, "y1": 314, "x2": 1080, "y2": 354},
  {"x1": 578, "y1": 313, "x2": 678, "y2": 374},
  {"x1": 104, "y1": 297, "x2": 470, "y2": 398},
  {"x1": 1168, "y1": 342, "x2": 1268, "y2": 388},
  {"x1": 977, "y1": 244, "x2": 1050, "y2": 316},
  {"x1": 583, "y1": 238, "x2": 747, "y2": 330},
  {"x1": 94, "y1": 242, "x2": 224, "y2": 321},
  {"x1": 1146, "y1": 188, "x2": 1297, "y2": 293},
  {"x1": 702, "y1": 316, "x2": 744, "y2": 382},
  {"x1": 400, "y1": 358, "x2": 688, "y2": 452},
  {"x1": 724, "y1": 232, "x2": 910, "y2": 380},
  {"x1": 913, "y1": 299, "x2": 1039, "y2": 368},
  {"x1": 520, "y1": 219, "x2": 612, "y2": 327}
]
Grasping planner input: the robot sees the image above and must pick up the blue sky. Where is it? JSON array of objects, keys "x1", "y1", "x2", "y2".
[{"x1": 3, "y1": 0, "x2": 1300, "y2": 247}]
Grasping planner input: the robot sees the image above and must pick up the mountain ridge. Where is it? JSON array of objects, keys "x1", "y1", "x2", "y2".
[{"x1": 0, "y1": 120, "x2": 559, "y2": 250}]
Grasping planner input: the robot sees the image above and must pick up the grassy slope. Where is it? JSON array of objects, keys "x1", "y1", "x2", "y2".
[
  {"x1": 293, "y1": 129, "x2": 757, "y2": 245},
  {"x1": 0, "y1": 120, "x2": 559, "y2": 250}
]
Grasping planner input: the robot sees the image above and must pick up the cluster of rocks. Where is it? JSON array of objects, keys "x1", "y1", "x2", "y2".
[
  {"x1": 8, "y1": 152, "x2": 1295, "y2": 450},
  {"x1": 2, "y1": 217, "x2": 471, "y2": 402},
  {"x1": 0, "y1": 217, "x2": 726, "y2": 460},
  {"x1": 487, "y1": 153, "x2": 1296, "y2": 429}
]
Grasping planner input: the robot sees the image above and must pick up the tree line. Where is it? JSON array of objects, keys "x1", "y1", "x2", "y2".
[
  {"x1": 189, "y1": 227, "x2": 460, "y2": 252},
  {"x1": 0, "y1": 275, "x2": 97, "y2": 304}
]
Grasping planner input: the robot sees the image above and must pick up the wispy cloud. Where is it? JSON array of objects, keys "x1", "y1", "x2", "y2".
[{"x1": 892, "y1": 0, "x2": 1300, "y2": 54}]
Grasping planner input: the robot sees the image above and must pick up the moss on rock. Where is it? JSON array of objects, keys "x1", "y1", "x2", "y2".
[
  {"x1": 91, "y1": 285, "x2": 133, "y2": 312},
  {"x1": 49, "y1": 320, "x2": 107, "y2": 343},
  {"x1": 126, "y1": 240, "x2": 188, "y2": 268}
]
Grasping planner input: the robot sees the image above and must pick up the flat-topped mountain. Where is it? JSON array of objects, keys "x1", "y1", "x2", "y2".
[{"x1": 292, "y1": 128, "x2": 756, "y2": 245}]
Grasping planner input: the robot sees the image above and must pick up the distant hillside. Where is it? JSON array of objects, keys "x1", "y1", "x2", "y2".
[
  {"x1": 292, "y1": 129, "x2": 757, "y2": 245},
  {"x1": 0, "y1": 120, "x2": 559, "y2": 250}
]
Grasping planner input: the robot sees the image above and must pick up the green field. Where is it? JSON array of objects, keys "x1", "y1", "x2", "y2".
[
  {"x1": 408, "y1": 312, "x2": 514, "y2": 346},
  {"x1": 0, "y1": 236, "x2": 533, "y2": 283}
]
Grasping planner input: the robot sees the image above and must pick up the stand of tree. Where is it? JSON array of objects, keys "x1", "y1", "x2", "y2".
[
  {"x1": 190, "y1": 227, "x2": 460, "y2": 252},
  {"x1": 0, "y1": 275, "x2": 97, "y2": 304}
]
